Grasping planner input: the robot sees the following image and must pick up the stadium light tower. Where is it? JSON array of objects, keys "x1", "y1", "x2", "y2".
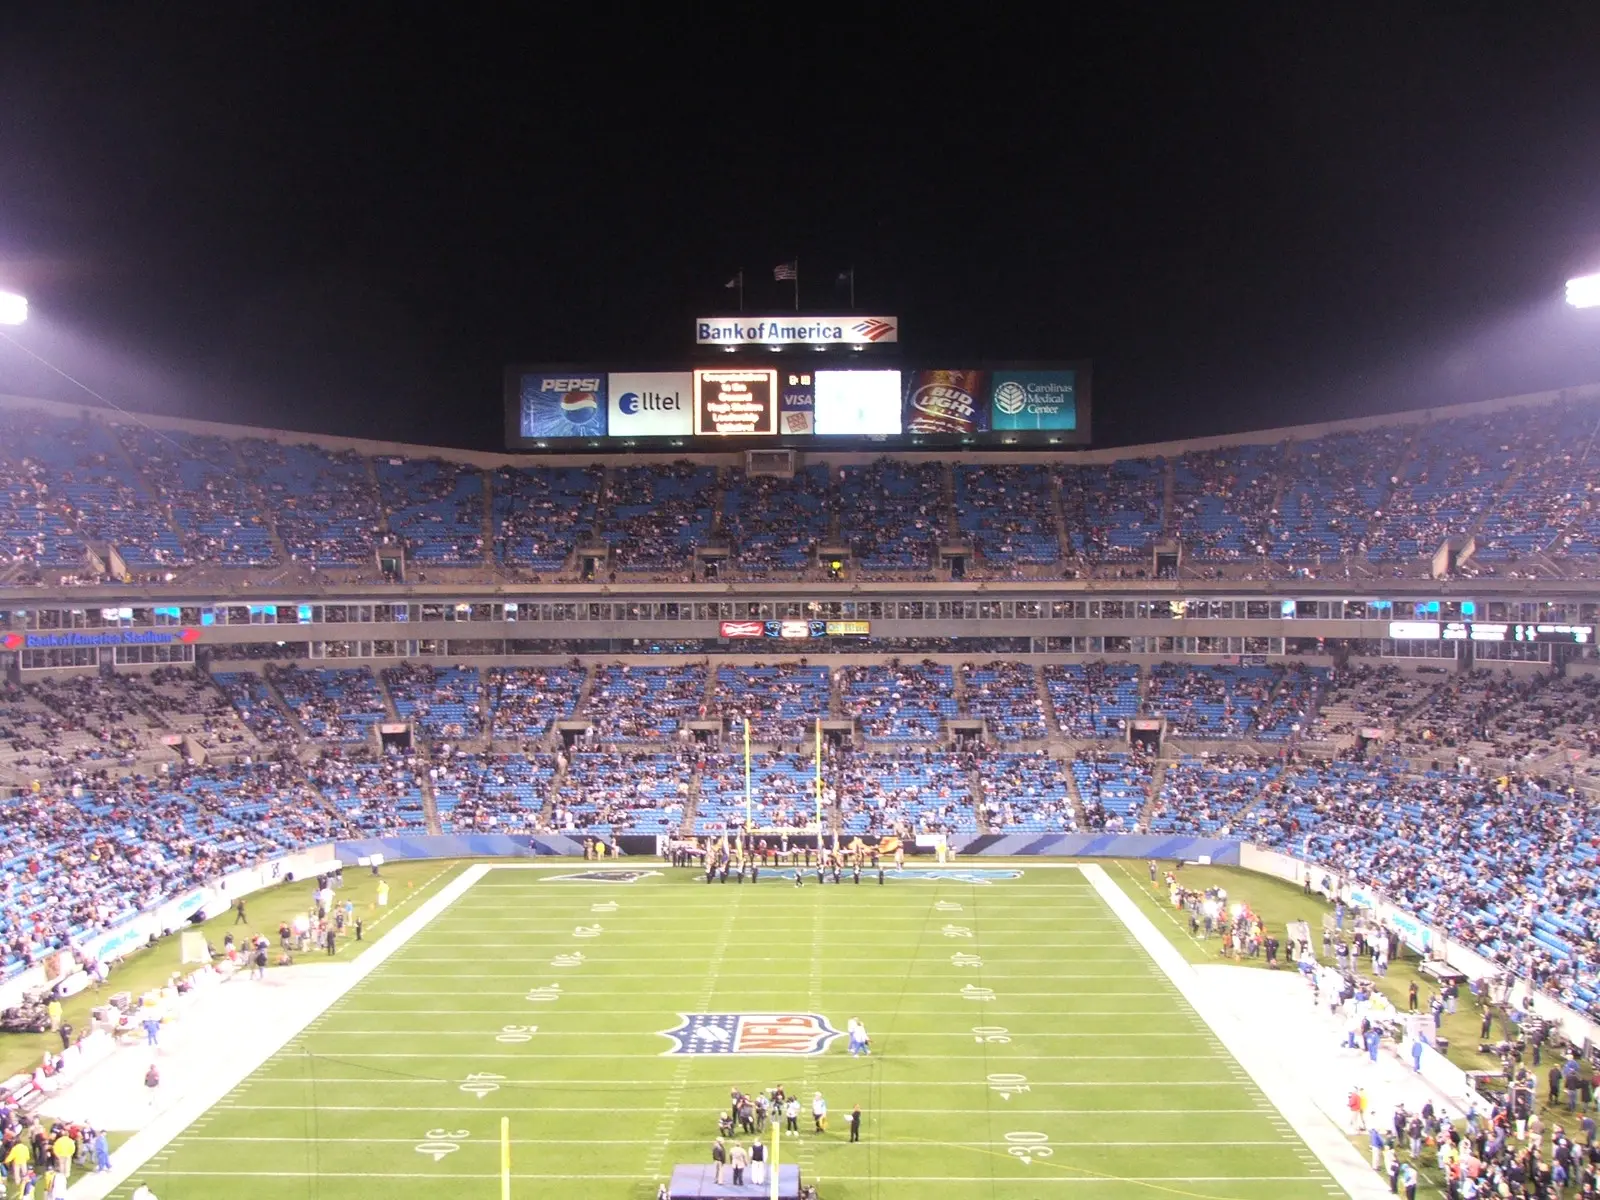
[
  {"x1": 1567, "y1": 273, "x2": 1600, "y2": 309},
  {"x1": 0, "y1": 290, "x2": 27, "y2": 325}
]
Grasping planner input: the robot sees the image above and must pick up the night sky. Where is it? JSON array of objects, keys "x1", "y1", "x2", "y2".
[{"x1": 0, "y1": 7, "x2": 1597, "y2": 452}]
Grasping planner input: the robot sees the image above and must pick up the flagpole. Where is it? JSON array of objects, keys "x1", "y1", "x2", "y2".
[
  {"x1": 849, "y1": 266, "x2": 855, "y2": 310},
  {"x1": 794, "y1": 257, "x2": 800, "y2": 313}
]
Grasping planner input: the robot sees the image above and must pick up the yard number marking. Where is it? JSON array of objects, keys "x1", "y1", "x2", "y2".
[
  {"x1": 941, "y1": 924, "x2": 973, "y2": 938},
  {"x1": 415, "y1": 1129, "x2": 469, "y2": 1162},
  {"x1": 935, "y1": 900, "x2": 963, "y2": 912},
  {"x1": 592, "y1": 901, "x2": 618, "y2": 913},
  {"x1": 526, "y1": 985, "x2": 561, "y2": 1003},
  {"x1": 551, "y1": 953, "x2": 585, "y2": 968},
  {"x1": 960, "y1": 984, "x2": 996, "y2": 1002},
  {"x1": 495, "y1": 1025, "x2": 537, "y2": 1043},
  {"x1": 972, "y1": 1025, "x2": 1011, "y2": 1044},
  {"x1": 1005, "y1": 1131, "x2": 1053, "y2": 1164},
  {"x1": 458, "y1": 1073, "x2": 504, "y2": 1099},
  {"x1": 574, "y1": 924, "x2": 604, "y2": 938},
  {"x1": 988, "y1": 1072, "x2": 1030, "y2": 1101},
  {"x1": 950, "y1": 952, "x2": 983, "y2": 968}
]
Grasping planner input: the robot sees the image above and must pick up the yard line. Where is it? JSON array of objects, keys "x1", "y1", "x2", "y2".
[
  {"x1": 119, "y1": 1171, "x2": 1336, "y2": 1183},
  {"x1": 216, "y1": 1105, "x2": 1275, "y2": 1115},
  {"x1": 243, "y1": 1077, "x2": 1255, "y2": 1087},
  {"x1": 173, "y1": 1134, "x2": 1293, "y2": 1148},
  {"x1": 288, "y1": 1049, "x2": 1230, "y2": 1060}
]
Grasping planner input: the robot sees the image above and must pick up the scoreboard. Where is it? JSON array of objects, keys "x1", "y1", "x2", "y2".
[{"x1": 506, "y1": 358, "x2": 1090, "y2": 449}]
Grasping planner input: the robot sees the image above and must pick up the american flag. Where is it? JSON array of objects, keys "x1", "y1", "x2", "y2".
[{"x1": 773, "y1": 261, "x2": 798, "y2": 281}]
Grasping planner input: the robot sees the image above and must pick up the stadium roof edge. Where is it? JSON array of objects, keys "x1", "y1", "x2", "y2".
[{"x1": 2, "y1": 380, "x2": 1598, "y2": 468}]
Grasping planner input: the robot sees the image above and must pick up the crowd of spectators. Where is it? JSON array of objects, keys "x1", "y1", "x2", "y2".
[
  {"x1": 961, "y1": 661, "x2": 1046, "y2": 741},
  {"x1": 953, "y1": 464, "x2": 1058, "y2": 568},
  {"x1": 1046, "y1": 661, "x2": 1141, "y2": 738},
  {"x1": 721, "y1": 466, "x2": 829, "y2": 574},
  {"x1": 267, "y1": 664, "x2": 387, "y2": 742},
  {"x1": 977, "y1": 750, "x2": 1076, "y2": 832},
  {"x1": 383, "y1": 663, "x2": 482, "y2": 741},
  {"x1": 488, "y1": 665, "x2": 587, "y2": 741},
  {"x1": 583, "y1": 664, "x2": 708, "y2": 741},
  {"x1": 840, "y1": 660, "x2": 955, "y2": 741},
  {"x1": 492, "y1": 465, "x2": 600, "y2": 573},
  {"x1": 837, "y1": 459, "x2": 944, "y2": 571},
  {"x1": 716, "y1": 664, "x2": 830, "y2": 743},
  {"x1": 601, "y1": 463, "x2": 717, "y2": 572},
  {"x1": 376, "y1": 457, "x2": 485, "y2": 566},
  {"x1": 429, "y1": 750, "x2": 556, "y2": 832}
]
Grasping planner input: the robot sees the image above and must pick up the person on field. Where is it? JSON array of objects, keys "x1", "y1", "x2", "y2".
[
  {"x1": 850, "y1": 1104, "x2": 862, "y2": 1143},
  {"x1": 812, "y1": 1091, "x2": 827, "y2": 1133},
  {"x1": 710, "y1": 1137, "x2": 726, "y2": 1184},
  {"x1": 785, "y1": 1096, "x2": 800, "y2": 1134}
]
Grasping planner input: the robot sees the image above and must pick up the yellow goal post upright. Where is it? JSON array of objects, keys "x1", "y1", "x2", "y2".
[{"x1": 501, "y1": 1115, "x2": 511, "y2": 1200}]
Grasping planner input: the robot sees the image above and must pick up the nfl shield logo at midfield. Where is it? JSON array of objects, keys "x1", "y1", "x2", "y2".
[{"x1": 661, "y1": 1013, "x2": 842, "y2": 1056}]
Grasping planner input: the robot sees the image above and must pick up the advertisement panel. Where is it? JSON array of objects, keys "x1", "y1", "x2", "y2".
[
  {"x1": 989, "y1": 369, "x2": 1078, "y2": 431},
  {"x1": 607, "y1": 372, "x2": 693, "y2": 436},
  {"x1": 720, "y1": 620, "x2": 765, "y2": 639},
  {"x1": 814, "y1": 370, "x2": 902, "y2": 435},
  {"x1": 695, "y1": 315, "x2": 898, "y2": 346},
  {"x1": 518, "y1": 371, "x2": 608, "y2": 439},
  {"x1": 694, "y1": 368, "x2": 778, "y2": 435},
  {"x1": 779, "y1": 372, "x2": 815, "y2": 435},
  {"x1": 903, "y1": 370, "x2": 989, "y2": 435}
]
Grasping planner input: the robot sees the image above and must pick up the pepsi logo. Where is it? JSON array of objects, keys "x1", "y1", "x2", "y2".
[{"x1": 559, "y1": 392, "x2": 600, "y2": 425}]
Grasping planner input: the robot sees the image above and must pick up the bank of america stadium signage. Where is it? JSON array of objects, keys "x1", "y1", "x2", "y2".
[
  {"x1": 695, "y1": 315, "x2": 898, "y2": 346},
  {"x1": 1, "y1": 629, "x2": 203, "y2": 651}
]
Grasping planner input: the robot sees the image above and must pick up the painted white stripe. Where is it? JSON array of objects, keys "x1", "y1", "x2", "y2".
[
  {"x1": 174, "y1": 1134, "x2": 1293, "y2": 1147},
  {"x1": 213, "y1": 1105, "x2": 1274, "y2": 1115},
  {"x1": 238, "y1": 1077, "x2": 1254, "y2": 1087}
]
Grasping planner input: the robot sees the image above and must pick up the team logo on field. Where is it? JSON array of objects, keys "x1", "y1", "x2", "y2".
[
  {"x1": 660, "y1": 1013, "x2": 841, "y2": 1056},
  {"x1": 544, "y1": 870, "x2": 662, "y2": 883},
  {"x1": 909, "y1": 869, "x2": 1023, "y2": 884}
]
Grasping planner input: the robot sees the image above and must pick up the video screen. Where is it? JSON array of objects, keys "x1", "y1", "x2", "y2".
[
  {"x1": 694, "y1": 368, "x2": 778, "y2": 436},
  {"x1": 813, "y1": 370, "x2": 903, "y2": 435}
]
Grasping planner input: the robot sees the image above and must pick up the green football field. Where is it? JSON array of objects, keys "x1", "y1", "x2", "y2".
[{"x1": 114, "y1": 863, "x2": 1345, "y2": 1200}]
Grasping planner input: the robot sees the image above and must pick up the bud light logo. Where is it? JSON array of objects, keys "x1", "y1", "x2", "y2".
[
  {"x1": 661, "y1": 1012, "x2": 842, "y2": 1056},
  {"x1": 518, "y1": 371, "x2": 609, "y2": 439}
]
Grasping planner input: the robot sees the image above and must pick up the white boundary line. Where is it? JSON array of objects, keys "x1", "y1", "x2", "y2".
[
  {"x1": 1081, "y1": 862, "x2": 1391, "y2": 1200},
  {"x1": 68, "y1": 862, "x2": 488, "y2": 1200}
]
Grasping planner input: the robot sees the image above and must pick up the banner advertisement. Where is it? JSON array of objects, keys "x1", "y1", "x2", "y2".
[
  {"x1": 2, "y1": 628, "x2": 202, "y2": 651},
  {"x1": 694, "y1": 368, "x2": 778, "y2": 435},
  {"x1": 903, "y1": 370, "x2": 989, "y2": 435},
  {"x1": 779, "y1": 371, "x2": 815, "y2": 435},
  {"x1": 989, "y1": 369, "x2": 1078, "y2": 431},
  {"x1": 694, "y1": 315, "x2": 898, "y2": 346},
  {"x1": 518, "y1": 371, "x2": 608, "y2": 439},
  {"x1": 607, "y1": 372, "x2": 693, "y2": 436}
]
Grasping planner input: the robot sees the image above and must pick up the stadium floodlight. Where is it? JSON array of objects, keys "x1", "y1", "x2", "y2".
[
  {"x1": 1568, "y1": 273, "x2": 1600, "y2": 309},
  {"x1": 0, "y1": 290, "x2": 26, "y2": 325}
]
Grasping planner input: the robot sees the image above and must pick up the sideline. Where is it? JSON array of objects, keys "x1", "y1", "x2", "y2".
[
  {"x1": 69, "y1": 863, "x2": 489, "y2": 1199},
  {"x1": 1081, "y1": 862, "x2": 1391, "y2": 1200}
]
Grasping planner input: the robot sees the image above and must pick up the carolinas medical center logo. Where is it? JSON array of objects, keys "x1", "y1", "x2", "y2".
[
  {"x1": 989, "y1": 370, "x2": 1077, "y2": 431},
  {"x1": 661, "y1": 1012, "x2": 842, "y2": 1056},
  {"x1": 520, "y1": 373, "x2": 607, "y2": 438}
]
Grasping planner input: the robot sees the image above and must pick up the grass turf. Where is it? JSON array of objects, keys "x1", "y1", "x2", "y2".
[{"x1": 109, "y1": 862, "x2": 1342, "y2": 1200}]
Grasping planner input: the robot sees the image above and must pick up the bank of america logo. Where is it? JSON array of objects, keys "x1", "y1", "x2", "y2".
[
  {"x1": 660, "y1": 1012, "x2": 841, "y2": 1056},
  {"x1": 851, "y1": 318, "x2": 896, "y2": 342}
]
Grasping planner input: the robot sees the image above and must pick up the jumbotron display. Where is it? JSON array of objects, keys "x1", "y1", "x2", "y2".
[{"x1": 506, "y1": 360, "x2": 1090, "y2": 448}]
